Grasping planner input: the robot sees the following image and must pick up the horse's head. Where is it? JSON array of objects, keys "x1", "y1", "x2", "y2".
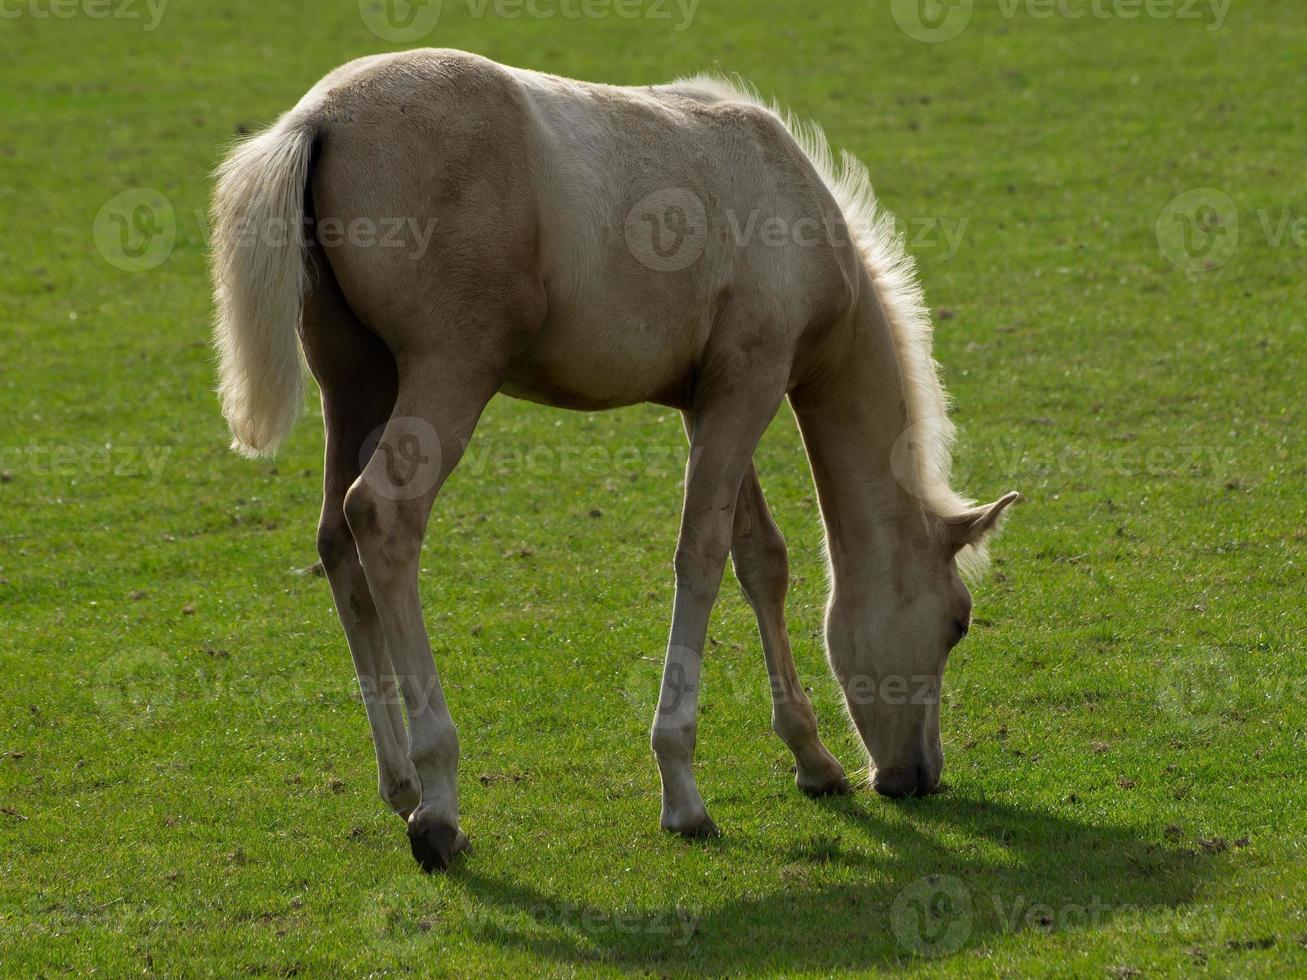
[{"x1": 827, "y1": 492, "x2": 1019, "y2": 798}]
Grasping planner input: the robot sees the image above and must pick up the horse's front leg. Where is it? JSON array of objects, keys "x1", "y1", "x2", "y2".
[{"x1": 653, "y1": 376, "x2": 788, "y2": 837}]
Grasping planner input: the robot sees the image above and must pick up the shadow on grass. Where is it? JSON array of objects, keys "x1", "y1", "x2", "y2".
[{"x1": 450, "y1": 792, "x2": 1218, "y2": 972}]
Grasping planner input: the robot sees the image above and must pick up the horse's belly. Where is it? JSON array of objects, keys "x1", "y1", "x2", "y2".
[{"x1": 501, "y1": 299, "x2": 704, "y2": 411}]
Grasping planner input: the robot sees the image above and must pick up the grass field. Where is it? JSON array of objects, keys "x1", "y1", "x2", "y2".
[{"x1": 2, "y1": 0, "x2": 1305, "y2": 975}]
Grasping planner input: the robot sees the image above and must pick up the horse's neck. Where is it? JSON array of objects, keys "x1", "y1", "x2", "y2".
[{"x1": 794, "y1": 297, "x2": 928, "y2": 599}]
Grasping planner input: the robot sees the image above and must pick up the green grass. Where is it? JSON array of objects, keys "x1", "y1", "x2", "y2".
[{"x1": 1, "y1": 0, "x2": 1304, "y2": 975}]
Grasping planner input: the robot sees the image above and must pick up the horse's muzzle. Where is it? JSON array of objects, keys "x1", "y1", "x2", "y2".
[{"x1": 872, "y1": 763, "x2": 941, "y2": 799}]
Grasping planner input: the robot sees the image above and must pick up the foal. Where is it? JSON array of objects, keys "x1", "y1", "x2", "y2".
[{"x1": 211, "y1": 50, "x2": 1017, "y2": 872}]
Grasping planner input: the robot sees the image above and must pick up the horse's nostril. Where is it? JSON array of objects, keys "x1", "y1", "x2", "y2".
[
  {"x1": 872, "y1": 767, "x2": 916, "y2": 799},
  {"x1": 874, "y1": 764, "x2": 940, "y2": 799},
  {"x1": 919, "y1": 765, "x2": 942, "y2": 796}
]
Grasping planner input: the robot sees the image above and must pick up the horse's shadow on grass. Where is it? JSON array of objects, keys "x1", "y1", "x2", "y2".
[{"x1": 452, "y1": 792, "x2": 1219, "y2": 972}]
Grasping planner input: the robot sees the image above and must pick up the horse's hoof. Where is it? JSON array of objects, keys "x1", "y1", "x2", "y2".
[
  {"x1": 799, "y1": 773, "x2": 851, "y2": 797},
  {"x1": 662, "y1": 813, "x2": 721, "y2": 839},
  {"x1": 796, "y1": 751, "x2": 850, "y2": 797},
  {"x1": 407, "y1": 814, "x2": 470, "y2": 873}
]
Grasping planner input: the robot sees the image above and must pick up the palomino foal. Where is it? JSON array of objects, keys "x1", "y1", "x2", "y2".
[{"x1": 211, "y1": 50, "x2": 1017, "y2": 872}]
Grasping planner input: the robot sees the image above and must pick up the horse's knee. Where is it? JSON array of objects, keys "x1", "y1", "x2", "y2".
[
  {"x1": 673, "y1": 535, "x2": 733, "y2": 600},
  {"x1": 343, "y1": 481, "x2": 401, "y2": 573},
  {"x1": 342, "y1": 480, "x2": 382, "y2": 542},
  {"x1": 316, "y1": 511, "x2": 355, "y2": 573},
  {"x1": 343, "y1": 478, "x2": 425, "y2": 562}
]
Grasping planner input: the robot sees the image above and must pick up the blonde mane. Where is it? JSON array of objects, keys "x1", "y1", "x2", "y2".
[{"x1": 673, "y1": 75, "x2": 979, "y2": 563}]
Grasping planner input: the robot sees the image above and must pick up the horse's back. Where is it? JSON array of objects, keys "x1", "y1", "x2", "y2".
[{"x1": 302, "y1": 50, "x2": 855, "y2": 408}]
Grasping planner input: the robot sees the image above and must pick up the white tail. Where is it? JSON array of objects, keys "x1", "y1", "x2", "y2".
[{"x1": 210, "y1": 121, "x2": 316, "y2": 458}]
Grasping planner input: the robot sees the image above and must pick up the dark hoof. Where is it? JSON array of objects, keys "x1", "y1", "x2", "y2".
[
  {"x1": 407, "y1": 814, "x2": 470, "y2": 873},
  {"x1": 663, "y1": 814, "x2": 721, "y2": 840}
]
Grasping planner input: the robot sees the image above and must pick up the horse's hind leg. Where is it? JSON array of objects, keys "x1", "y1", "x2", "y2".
[
  {"x1": 306, "y1": 88, "x2": 542, "y2": 868},
  {"x1": 343, "y1": 355, "x2": 504, "y2": 872},
  {"x1": 730, "y1": 465, "x2": 848, "y2": 795},
  {"x1": 302, "y1": 252, "x2": 418, "y2": 819}
]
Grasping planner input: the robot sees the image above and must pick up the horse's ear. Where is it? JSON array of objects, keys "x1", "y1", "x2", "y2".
[{"x1": 943, "y1": 491, "x2": 1021, "y2": 555}]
